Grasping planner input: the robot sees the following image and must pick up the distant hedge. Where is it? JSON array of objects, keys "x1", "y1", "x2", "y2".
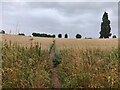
[
  {"x1": 32, "y1": 32, "x2": 55, "y2": 38},
  {"x1": 18, "y1": 33, "x2": 25, "y2": 36},
  {"x1": 0, "y1": 30, "x2": 5, "y2": 34}
]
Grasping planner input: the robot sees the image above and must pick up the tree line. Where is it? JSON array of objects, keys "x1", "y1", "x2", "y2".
[
  {"x1": 32, "y1": 32, "x2": 55, "y2": 38},
  {"x1": 0, "y1": 12, "x2": 117, "y2": 39},
  {"x1": 32, "y1": 33, "x2": 82, "y2": 39},
  {"x1": 0, "y1": 30, "x2": 117, "y2": 39}
]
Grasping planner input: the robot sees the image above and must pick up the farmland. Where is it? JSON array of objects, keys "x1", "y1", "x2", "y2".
[{"x1": 1, "y1": 34, "x2": 119, "y2": 88}]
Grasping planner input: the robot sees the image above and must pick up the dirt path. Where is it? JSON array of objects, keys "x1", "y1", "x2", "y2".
[{"x1": 49, "y1": 40, "x2": 61, "y2": 88}]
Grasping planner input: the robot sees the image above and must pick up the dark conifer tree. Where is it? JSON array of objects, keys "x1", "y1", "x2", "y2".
[{"x1": 100, "y1": 12, "x2": 112, "y2": 38}]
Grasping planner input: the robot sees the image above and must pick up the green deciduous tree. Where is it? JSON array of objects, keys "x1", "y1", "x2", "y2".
[
  {"x1": 112, "y1": 35, "x2": 117, "y2": 38},
  {"x1": 58, "y1": 34, "x2": 62, "y2": 38},
  {"x1": 76, "y1": 34, "x2": 82, "y2": 39},
  {"x1": 65, "y1": 34, "x2": 68, "y2": 38}
]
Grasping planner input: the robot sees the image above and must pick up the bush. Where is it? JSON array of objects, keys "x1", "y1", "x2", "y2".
[
  {"x1": 85, "y1": 37, "x2": 92, "y2": 39},
  {"x1": 32, "y1": 32, "x2": 55, "y2": 38},
  {"x1": 58, "y1": 34, "x2": 62, "y2": 38},
  {"x1": 65, "y1": 34, "x2": 68, "y2": 38},
  {"x1": 18, "y1": 33, "x2": 25, "y2": 36},
  {"x1": 0, "y1": 30, "x2": 5, "y2": 34},
  {"x1": 76, "y1": 34, "x2": 82, "y2": 39},
  {"x1": 112, "y1": 35, "x2": 117, "y2": 38}
]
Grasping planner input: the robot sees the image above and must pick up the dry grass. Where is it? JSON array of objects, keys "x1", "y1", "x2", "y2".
[
  {"x1": 1, "y1": 34, "x2": 119, "y2": 88},
  {"x1": 2, "y1": 34, "x2": 54, "y2": 49},
  {"x1": 57, "y1": 48, "x2": 119, "y2": 88},
  {"x1": 2, "y1": 34, "x2": 118, "y2": 50}
]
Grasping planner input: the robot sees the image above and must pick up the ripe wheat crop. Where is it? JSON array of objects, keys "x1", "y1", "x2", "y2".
[{"x1": 1, "y1": 34, "x2": 119, "y2": 88}]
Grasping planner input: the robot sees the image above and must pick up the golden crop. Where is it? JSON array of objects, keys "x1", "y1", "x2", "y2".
[{"x1": 1, "y1": 34, "x2": 119, "y2": 88}]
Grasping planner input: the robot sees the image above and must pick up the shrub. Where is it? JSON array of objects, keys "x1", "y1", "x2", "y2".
[
  {"x1": 76, "y1": 34, "x2": 82, "y2": 39},
  {"x1": 18, "y1": 33, "x2": 25, "y2": 36},
  {"x1": 65, "y1": 34, "x2": 68, "y2": 38},
  {"x1": 112, "y1": 35, "x2": 117, "y2": 38},
  {"x1": 32, "y1": 32, "x2": 55, "y2": 38},
  {"x1": 0, "y1": 30, "x2": 5, "y2": 34},
  {"x1": 58, "y1": 34, "x2": 62, "y2": 38}
]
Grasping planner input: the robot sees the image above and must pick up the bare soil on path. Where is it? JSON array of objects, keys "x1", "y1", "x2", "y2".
[{"x1": 49, "y1": 41, "x2": 61, "y2": 88}]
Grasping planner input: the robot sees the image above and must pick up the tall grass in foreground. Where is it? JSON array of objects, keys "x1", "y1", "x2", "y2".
[
  {"x1": 2, "y1": 40, "x2": 119, "y2": 88},
  {"x1": 57, "y1": 48, "x2": 119, "y2": 88},
  {"x1": 2, "y1": 41, "x2": 51, "y2": 88}
]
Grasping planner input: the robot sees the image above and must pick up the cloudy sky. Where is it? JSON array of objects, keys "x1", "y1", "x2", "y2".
[{"x1": 1, "y1": 1, "x2": 118, "y2": 38}]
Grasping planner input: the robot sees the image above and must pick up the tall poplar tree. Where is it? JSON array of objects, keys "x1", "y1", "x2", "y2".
[{"x1": 100, "y1": 12, "x2": 112, "y2": 38}]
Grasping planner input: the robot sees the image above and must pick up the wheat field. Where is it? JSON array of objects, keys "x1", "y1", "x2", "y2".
[
  {"x1": 1, "y1": 34, "x2": 119, "y2": 88},
  {"x1": 2, "y1": 34, "x2": 118, "y2": 49}
]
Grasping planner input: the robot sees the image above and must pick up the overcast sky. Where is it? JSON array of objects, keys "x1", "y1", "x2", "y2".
[{"x1": 1, "y1": 1, "x2": 118, "y2": 38}]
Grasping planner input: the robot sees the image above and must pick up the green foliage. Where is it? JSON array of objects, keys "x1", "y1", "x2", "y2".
[
  {"x1": 58, "y1": 34, "x2": 62, "y2": 38},
  {"x1": 32, "y1": 32, "x2": 55, "y2": 38},
  {"x1": 100, "y1": 12, "x2": 112, "y2": 38},
  {"x1": 49, "y1": 40, "x2": 61, "y2": 68},
  {"x1": 76, "y1": 34, "x2": 82, "y2": 38},
  {"x1": 53, "y1": 49, "x2": 61, "y2": 68},
  {"x1": 0, "y1": 30, "x2": 5, "y2": 34},
  {"x1": 64, "y1": 34, "x2": 68, "y2": 38},
  {"x1": 112, "y1": 35, "x2": 117, "y2": 38},
  {"x1": 18, "y1": 33, "x2": 25, "y2": 36}
]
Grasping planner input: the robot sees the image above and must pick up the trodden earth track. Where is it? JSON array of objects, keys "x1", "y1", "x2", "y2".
[{"x1": 49, "y1": 40, "x2": 61, "y2": 88}]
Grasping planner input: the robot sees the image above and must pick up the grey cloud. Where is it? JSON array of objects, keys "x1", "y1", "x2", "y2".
[{"x1": 2, "y1": 2, "x2": 118, "y2": 38}]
